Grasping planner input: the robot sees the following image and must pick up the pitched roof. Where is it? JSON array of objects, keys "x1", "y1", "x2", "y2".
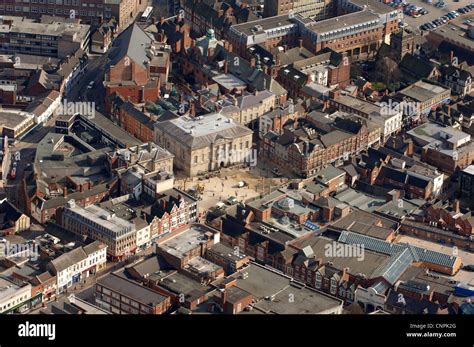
[
  {"x1": 108, "y1": 23, "x2": 153, "y2": 69},
  {"x1": 50, "y1": 247, "x2": 87, "y2": 273}
]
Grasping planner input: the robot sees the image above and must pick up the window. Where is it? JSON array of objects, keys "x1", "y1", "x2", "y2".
[
  {"x1": 315, "y1": 273, "x2": 322, "y2": 289},
  {"x1": 330, "y1": 278, "x2": 337, "y2": 294}
]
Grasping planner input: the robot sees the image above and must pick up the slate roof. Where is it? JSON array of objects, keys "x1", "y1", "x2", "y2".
[
  {"x1": 400, "y1": 54, "x2": 437, "y2": 80},
  {"x1": 50, "y1": 247, "x2": 87, "y2": 273},
  {"x1": 378, "y1": 166, "x2": 407, "y2": 184},
  {"x1": 108, "y1": 23, "x2": 153, "y2": 69},
  {"x1": 406, "y1": 175, "x2": 430, "y2": 189},
  {"x1": 338, "y1": 231, "x2": 459, "y2": 268},
  {"x1": 386, "y1": 289, "x2": 440, "y2": 314}
]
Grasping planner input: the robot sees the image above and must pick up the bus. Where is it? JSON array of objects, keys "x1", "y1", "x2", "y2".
[{"x1": 140, "y1": 6, "x2": 153, "y2": 21}]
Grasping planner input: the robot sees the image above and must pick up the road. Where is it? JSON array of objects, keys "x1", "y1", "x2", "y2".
[
  {"x1": 5, "y1": 53, "x2": 108, "y2": 210},
  {"x1": 66, "y1": 53, "x2": 108, "y2": 110},
  {"x1": 28, "y1": 249, "x2": 154, "y2": 314}
]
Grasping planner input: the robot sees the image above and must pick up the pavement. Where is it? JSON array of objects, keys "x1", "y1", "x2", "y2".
[
  {"x1": 175, "y1": 160, "x2": 290, "y2": 216},
  {"x1": 28, "y1": 249, "x2": 153, "y2": 314}
]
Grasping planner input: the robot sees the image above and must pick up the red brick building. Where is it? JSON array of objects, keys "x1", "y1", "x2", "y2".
[
  {"x1": 116, "y1": 101, "x2": 155, "y2": 143},
  {"x1": 104, "y1": 23, "x2": 166, "y2": 112}
]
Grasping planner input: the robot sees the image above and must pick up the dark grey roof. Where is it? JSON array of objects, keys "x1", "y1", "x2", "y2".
[
  {"x1": 50, "y1": 247, "x2": 87, "y2": 273},
  {"x1": 97, "y1": 273, "x2": 168, "y2": 306},
  {"x1": 108, "y1": 23, "x2": 153, "y2": 69}
]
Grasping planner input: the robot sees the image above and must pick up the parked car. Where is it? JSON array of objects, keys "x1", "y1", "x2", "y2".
[
  {"x1": 215, "y1": 201, "x2": 226, "y2": 209},
  {"x1": 463, "y1": 264, "x2": 474, "y2": 272},
  {"x1": 226, "y1": 196, "x2": 238, "y2": 205}
]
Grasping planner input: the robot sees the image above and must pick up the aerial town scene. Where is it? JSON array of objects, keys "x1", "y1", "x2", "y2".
[{"x1": 0, "y1": 0, "x2": 473, "y2": 334}]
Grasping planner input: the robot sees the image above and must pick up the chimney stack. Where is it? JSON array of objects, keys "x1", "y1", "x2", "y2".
[
  {"x1": 189, "y1": 101, "x2": 196, "y2": 117},
  {"x1": 453, "y1": 199, "x2": 460, "y2": 213},
  {"x1": 224, "y1": 59, "x2": 228, "y2": 74}
]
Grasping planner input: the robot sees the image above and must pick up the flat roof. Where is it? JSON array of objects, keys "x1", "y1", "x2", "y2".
[
  {"x1": 253, "y1": 284, "x2": 342, "y2": 314},
  {"x1": 158, "y1": 225, "x2": 217, "y2": 259},
  {"x1": 208, "y1": 243, "x2": 248, "y2": 263},
  {"x1": 171, "y1": 113, "x2": 240, "y2": 137},
  {"x1": 65, "y1": 203, "x2": 135, "y2": 238},
  {"x1": 0, "y1": 277, "x2": 30, "y2": 302},
  {"x1": 158, "y1": 272, "x2": 211, "y2": 296},
  {"x1": 212, "y1": 74, "x2": 247, "y2": 90},
  {"x1": 230, "y1": 14, "x2": 297, "y2": 36},
  {"x1": 407, "y1": 122, "x2": 470, "y2": 144},
  {"x1": 333, "y1": 95, "x2": 395, "y2": 118},
  {"x1": 232, "y1": 263, "x2": 292, "y2": 300},
  {"x1": 97, "y1": 273, "x2": 168, "y2": 306},
  {"x1": 349, "y1": 0, "x2": 395, "y2": 15},
  {"x1": 399, "y1": 81, "x2": 450, "y2": 103},
  {"x1": 0, "y1": 110, "x2": 33, "y2": 129},
  {"x1": 157, "y1": 113, "x2": 252, "y2": 149},
  {"x1": 429, "y1": 23, "x2": 474, "y2": 51},
  {"x1": 306, "y1": 10, "x2": 381, "y2": 34},
  {"x1": 0, "y1": 16, "x2": 89, "y2": 40}
]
